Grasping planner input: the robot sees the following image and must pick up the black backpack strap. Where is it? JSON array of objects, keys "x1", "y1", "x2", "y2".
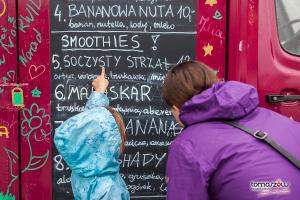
[{"x1": 223, "y1": 120, "x2": 300, "y2": 170}]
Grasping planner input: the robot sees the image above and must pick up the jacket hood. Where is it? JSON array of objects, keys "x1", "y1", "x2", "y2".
[{"x1": 180, "y1": 81, "x2": 259, "y2": 126}]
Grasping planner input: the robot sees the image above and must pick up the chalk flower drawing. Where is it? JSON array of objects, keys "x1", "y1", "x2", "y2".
[
  {"x1": 3, "y1": 148, "x2": 18, "y2": 195},
  {"x1": 3, "y1": 103, "x2": 51, "y2": 196},
  {"x1": 21, "y1": 103, "x2": 51, "y2": 142}
]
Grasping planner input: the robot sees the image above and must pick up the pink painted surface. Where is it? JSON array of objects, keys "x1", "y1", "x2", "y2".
[
  {"x1": 227, "y1": 0, "x2": 258, "y2": 87},
  {"x1": 227, "y1": 0, "x2": 300, "y2": 122},
  {"x1": 257, "y1": 0, "x2": 300, "y2": 122},
  {"x1": 0, "y1": 0, "x2": 20, "y2": 199},
  {"x1": 18, "y1": 0, "x2": 52, "y2": 199},
  {"x1": 196, "y1": 0, "x2": 226, "y2": 80}
]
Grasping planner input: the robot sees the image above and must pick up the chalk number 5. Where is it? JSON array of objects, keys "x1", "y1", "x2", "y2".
[{"x1": 52, "y1": 54, "x2": 60, "y2": 70}]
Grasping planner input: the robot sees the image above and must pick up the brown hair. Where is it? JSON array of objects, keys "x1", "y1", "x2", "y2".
[
  {"x1": 108, "y1": 107, "x2": 127, "y2": 154},
  {"x1": 163, "y1": 61, "x2": 218, "y2": 108}
]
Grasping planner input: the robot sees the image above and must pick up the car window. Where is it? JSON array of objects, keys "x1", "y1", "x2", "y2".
[{"x1": 275, "y1": 0, "x2": 300, "y2": 56}]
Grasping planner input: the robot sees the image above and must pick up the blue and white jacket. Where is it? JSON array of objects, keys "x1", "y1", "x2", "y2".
[{"x1": 54, "y1": 92, "x2": 130, "y2": 200}]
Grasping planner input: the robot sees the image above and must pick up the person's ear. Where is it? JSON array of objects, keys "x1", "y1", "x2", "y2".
[
  {"x1": 171, "y1": 105, "x2": 184, "y2": 127},
  {"x1": 171, "y1": 105, "x2": 180, "y2": 113}
]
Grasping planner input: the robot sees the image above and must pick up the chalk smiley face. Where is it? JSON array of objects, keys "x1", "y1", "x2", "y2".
[{"x1": 29, "y1": 64, "x2": 46, "y2": 80}]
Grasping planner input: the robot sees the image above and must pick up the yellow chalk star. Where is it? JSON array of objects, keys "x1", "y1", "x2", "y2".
[
  {"x1": 203, "y1": 43, "x2": 214, "y2": 56},
  {"x1": 205, "y1": 0, "x2": 218, "y2": 7}
]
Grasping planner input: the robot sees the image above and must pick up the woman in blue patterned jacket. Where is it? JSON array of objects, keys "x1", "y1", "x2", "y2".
[{"x1": 54, "y1": 67, "x2": 130, "y2": 200}]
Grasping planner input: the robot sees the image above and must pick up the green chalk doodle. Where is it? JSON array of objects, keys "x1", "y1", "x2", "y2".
[
  {"x1": 3, "y1": 148, "x2": 18, "y2": 196},
  {"x1": 0, "y1": 192, "x2": 15, "y2": 200},
  {"x1": 31, "y1": 87, "x2": 41, "y2": 98},
  {"x1": 7, "y1": 17, "x2": 14, "y2": 23},
  {"x1": 2, "y1": 103, "x2": 51, "y2": 196},
  {"x1": 213, "y1": 10, "x2": 223, "y2": 20},
  {"x1": 0, "y1": 54, "x2": 5, "y2": 66},
  {"x1": 0, "y1": 70, "x2": 15, "y2": 94}
]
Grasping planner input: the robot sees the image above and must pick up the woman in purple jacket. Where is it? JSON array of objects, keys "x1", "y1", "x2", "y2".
[{"x1": 163, "y1": 61, "x2": 300, "y2": 200}]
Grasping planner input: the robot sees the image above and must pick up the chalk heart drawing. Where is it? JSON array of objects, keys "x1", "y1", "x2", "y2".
[
  {"x1": 29, "y1": 64, "x2": 46, "y2": 80},
  {"x1": 2, "y1": 103, "x2": 51, "y2": 196}
]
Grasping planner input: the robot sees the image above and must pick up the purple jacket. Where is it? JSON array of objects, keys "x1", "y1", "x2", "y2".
[{"x1": 167, "y1": 81, "x2": 300, "y2": 200}]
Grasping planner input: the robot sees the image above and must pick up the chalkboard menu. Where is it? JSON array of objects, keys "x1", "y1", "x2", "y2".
[{"x1": 50, "y1": 0, "x2": 196, "y2": 199}]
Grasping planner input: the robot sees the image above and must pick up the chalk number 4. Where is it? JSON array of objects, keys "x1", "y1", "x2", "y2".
[{"x1": 54, "y1": 5, "x2": 62, "y2": 22}]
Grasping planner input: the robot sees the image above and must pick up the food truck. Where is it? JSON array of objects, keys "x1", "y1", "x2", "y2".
[{"x1": 0, "y1": 0, "x2": 299, "y2": 199}]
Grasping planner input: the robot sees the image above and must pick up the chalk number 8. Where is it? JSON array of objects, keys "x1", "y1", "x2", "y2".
[{"x1": 54, "y1": 155, "x2": 64, "y2": 171}]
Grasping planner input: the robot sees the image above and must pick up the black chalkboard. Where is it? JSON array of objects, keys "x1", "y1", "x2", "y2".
[{"x1": 50, "y1": 0, "x2": 196, "y2": 199}]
